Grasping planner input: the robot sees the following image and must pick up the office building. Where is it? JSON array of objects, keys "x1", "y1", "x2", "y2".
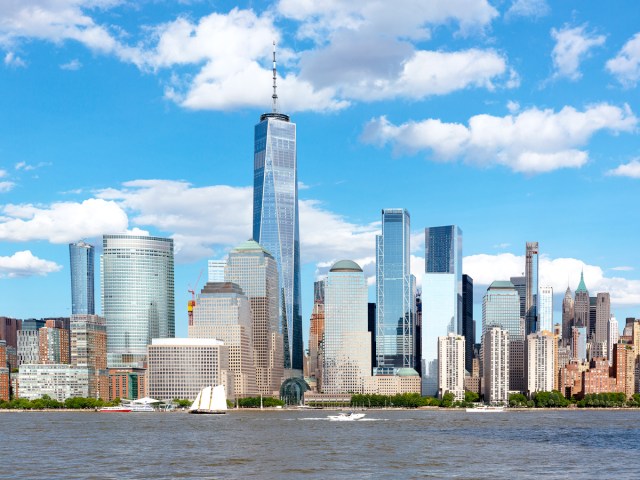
[
  {"x1": 574, "y1": 271, "x2": 589, "y2": 328},
  {"x1": 561, "y1": 286, "x2": 574, "y2": 346},
  {"x1": 608, "y1": 316, "x2": 619, "y2": 364},
  {"x1": 252, "y1": 51, "x2": 302, "y2": 371},
  {"x1": 613, "y1": 343, "x2": 636, "y2": 398},
  {"x1": 572, "y1": 326, "x2": 587, "y2": 362},
  {"x1": 147, "y1": 338, "x2": 230, "y2": 401},
  {"x1": 362, "y1": 369, "x2": 421, "y2": 395},
  {"x1": 482, "y1": 327, "x2": 509, "y2": 404},
  {"x1": 538, "y1": 286, "x2": 553, "y2": 333},
  {"x1": 323, "y1": 260, "x2": 371, "y2": 395},
  {"x1": 69, "y1": 241, "x2": 95, "y2": 315},
  {"x1": 18, "y1": 364, "x2": 91, "y2": 401},
  {"x1": 437, "y1": 333, "x2": 465, "y2": 401},
  {"x1": 525, "y1": 242, "x2": 539, "y2": 335},
  {"x1": 225, "y1": 240, "x2": 283, "y2": 395},
  {"x1": 308, "y1": 280, "x2": 325, "y2": 390},
  {"x1": 0, "y1": 317, "x2": 20, "y2": 350},
  {"x1": 208, "y1": 259, "x2": 226, "y2": 283},
  {"x1": 39, "y1": 320, "x2": 70, "y2": 364},
  {"x1": 189, "y1": 282, "x2": 257, "y2": 398},
  {"x1": 421, "y1": 224, "x2": 461, "y2": 395},
  {"x1": 375, "y1": 209, "x2": 414, "y2": 375},
  {"x1": 462, "y1": 274, "x2": 474, "y2": 374},
  {"x1": 525, "y1": 331, "x2": 557, "y2": 396},
  {"x1": 102, "y1": 234, "x2": 175, "y2": 368},
  {"x1": 70, "y1": 314, "x2": 108, "y2": 399},
  {"x1": 594, "y1": 293, "x2": 610, "y2": 355},
  {"x1": 17, "y1": 330, "x2": 40, "y2": 366},
  {"x1": 108, "y1": 368, "x2": 146, "y2": 401}
]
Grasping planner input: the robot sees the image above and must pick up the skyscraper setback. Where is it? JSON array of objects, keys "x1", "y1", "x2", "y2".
[
  {"x1": 252, "y1": 45, "x2": 302, "y2": 371},
  {"x1": 69, "y1": 241, "x2": 95, "y2": 315},
  {"x1": 375, "y1": 209, "x2": 414, "y2": 374}
]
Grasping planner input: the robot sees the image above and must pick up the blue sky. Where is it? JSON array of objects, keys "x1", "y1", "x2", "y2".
[{"x1": 1, "y1": 0, "x2": 639, "y2": 341}]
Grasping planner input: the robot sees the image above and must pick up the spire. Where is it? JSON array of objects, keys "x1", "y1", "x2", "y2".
[
  {"x1": 272, "y1": 41, "x2": 278, "y2": 113},
  {"x1": 576, "y1": 269, "x2": 588, "y2": 293}
]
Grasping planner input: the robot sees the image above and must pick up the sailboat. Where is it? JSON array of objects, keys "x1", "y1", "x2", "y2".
[{"x1": 189, "y1": 385, "x2": 228, "y2": 414}]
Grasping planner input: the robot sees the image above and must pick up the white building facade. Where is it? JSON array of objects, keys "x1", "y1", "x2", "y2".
[
  {"x1": 482, "y1": 327, "x2": 509, "y2": 404},
  {"x1": 525, "y1": 331, "x2": 556, "y2": 396},
  {"x1": 437, "y1": 333, "x2": 465, "y2": 401},
  {"x1": 538, "y1": 286, "x2": 553, "y2": 333}
]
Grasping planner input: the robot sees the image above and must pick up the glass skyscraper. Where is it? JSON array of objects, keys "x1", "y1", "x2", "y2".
[
  {"x1": 525, "y1": 242, "x2": 539, "y2": 335},
  {"x1": 421, "y1": 225, "x2": 462, "y2": 395},
  {"x1": 101, "y1": 234, "x2": 175, "y2": 368},
  {"x1": 482, "y1": 281, "x2": 522, "y2": 340},
  {"x1": 69, "y1": 241, "x2": 95, "y2": 315},
  {"x1": 375, "y1": 208, "x2": 413, "y2": 374},
  {"x1": 253, "y1": 108, "x2": 302, "y2": 371},
  {"x1": 538, "y1": 286, "x2": 553, "y2": 332}
]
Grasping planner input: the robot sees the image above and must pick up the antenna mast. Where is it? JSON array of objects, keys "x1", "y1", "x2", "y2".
[{"x1": 272, "y1": 41, "x2": 278, "y2": 113}]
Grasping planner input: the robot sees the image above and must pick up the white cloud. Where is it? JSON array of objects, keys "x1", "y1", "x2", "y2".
[
  {"x1": 362, "y1": 103, "x2": 637, "y2": 174},
  {"x1": 0, "y1": 198, "x2": 128, "y2": 243},
  {"x1": 0, "y1": 181, "x2": 16, "y2": 192},
  {"x1": 0, "y1": 250, "x2": 62, "y2": 278},
  {"x1": 4, "y1": 51, "x2": 26, "y2": 67},
  {"x1": 60, "y1": 59, "x2": 82, "y2": 70},
  {"x1": 506, "y1": 0, "x2": 550, "y2": 19},
  {"x1": 463, "y1": 253, "x2": 640, "y2": 306},
  {"x1": 606, "y1": 33, "x2": 640, "y2": 87},
  {"x1": 551, "y1": 25, "x2": 605, "y2": 80},
  {"x1": 606, "y1": 158, "x2": 640, "y2": 178},
  {"x1": 612, "y1": 266, "x2": 634, "y2": 272}
]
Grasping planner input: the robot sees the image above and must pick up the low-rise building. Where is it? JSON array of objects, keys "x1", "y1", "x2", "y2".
[
  {"x1": 18, "y1": 364, "x2": 91, "y2": 401},
  {"x1": 582, "y1": 357, "x2": 618, "y2": 397},
  {"x1": 362, "y1": 368, "x2": 421, "y2": 395},
  {"x1": 108, "y1": 368, "x2": 147, "y2": 401}
]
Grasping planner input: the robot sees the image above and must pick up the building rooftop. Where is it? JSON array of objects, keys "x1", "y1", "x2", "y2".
[
  {"x1": 200, "y1": 282, "x2": 245, "y2": 296},
  {"x1": 330, "y1": 260, "x2": 363, "y2": 272},
  {"x1": 232, "y1": 239, "x2": 273, "y2": 257},
  {"x1": 151, "y1": 338, "x2": 224, "y2": 346},
  {"x1": 576, "y1": 270, "x2": 588, "y2": 293},
  {"x1": 488, "y1": 280, "x2": 515, "y2": 290},
  {"x1": 396, "y1": 368, "x2": 420, "y2": 377}
]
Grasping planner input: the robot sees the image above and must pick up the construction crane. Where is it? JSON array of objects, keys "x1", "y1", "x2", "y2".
[{"x1": 187, "y1": 268, "x2": 204, "y2": 327}]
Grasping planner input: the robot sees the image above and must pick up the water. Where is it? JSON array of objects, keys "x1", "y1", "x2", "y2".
[{"x1": 1, "y1": 409, "x2": 639, "y2": 479}]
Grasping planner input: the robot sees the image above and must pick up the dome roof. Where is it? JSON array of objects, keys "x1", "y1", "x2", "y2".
[{"x1": 330, "y1": 260, "x2": 362, "y2": 272}]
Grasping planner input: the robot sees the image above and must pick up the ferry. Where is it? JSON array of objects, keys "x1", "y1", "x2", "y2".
[
  {"x1": 98, "y1": 406, "x2": 132, "y2": 413},
  {"x1": 465, "y1": 405, "x2": 505, "y2": 413}
]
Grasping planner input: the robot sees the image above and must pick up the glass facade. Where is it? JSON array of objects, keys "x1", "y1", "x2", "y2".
[
  {"x1": 101, "y1": 235, "x2": 175, "y2": 368},
  {"x1": 538, "y1": 286, "x2": 553, "y2": 332},
  {"x1": 482, "y1": 281, "x2": 522, "y2": 340},
  {"x1": 253, "y1": 112, "x2": 302, "y2": 371},
  {"x1": 69, "y1": 241, "x2": 95, "y2": 315},
  {"x1": 421, "y1": 225, "x2": 462, "y2": 396},
  {"x1": 462, "y1": 274, "x2": 474, "y2": 374},
  {"x1": 323, "y1": 260, "x2": 370, "y2": 394},
  {"x1": 375, "y1": 209, "x2": 413, "y2": 374},
  {"x1": 525, "y1": 242, "x2": 539, "y2": 335}
]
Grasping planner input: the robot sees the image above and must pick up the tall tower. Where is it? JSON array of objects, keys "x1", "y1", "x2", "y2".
[
  {"x1": 322, "y1": 260, "x2": 370, "y2": 394},
  {"x1": 308, "y1": 280, "x2": 325, "y2": 390},
  {"x1": 561, "y1": 286, "x2": 574, "y2": 345},
  {"x1": 525, "y1": 242, "x2": 539, "y2": 335},
  {"x1": 375, "y1": 208, "x2": 413, "y2": 374},
  {"x1": 102, "y1": 234, "x2": 175, "y2": 368},
  {"x1": 253, "y1": 44, "x2": 302, "y2": 372},
  {"x1": 421, "y1": 225, "x2": 462, "y2": 395},
  {"x1": 69, "y1": 241, "x2": 95, "y2": 315},
  {"x1": 538, "y1": 286, "x2": 553, "y2": 332},
  {"x1": 574, "y1": 271, "x2": 590, "y2": 328},
  {"x1": 462, "y1": 274, "x2": 474, "y2": 374},
  {"x1": 225, "y1": 240, "x2": 283, "y2": 395}
]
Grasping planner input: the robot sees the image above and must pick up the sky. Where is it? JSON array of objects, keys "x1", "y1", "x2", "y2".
[{"x1": 0, "y1": 0, "x2": 639, "y2": 342}]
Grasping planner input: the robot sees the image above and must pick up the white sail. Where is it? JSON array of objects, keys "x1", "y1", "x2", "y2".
[{"x1": 189, "y1": 385, "x2": 227, "y2": 414}]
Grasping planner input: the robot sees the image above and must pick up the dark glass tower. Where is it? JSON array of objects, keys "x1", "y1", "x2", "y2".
[
  {"x1": 462, "y1": 274, "x2": 474, "y2": 373},
  {"x1": 253, "y1": 44, "x2": 302, "y2": 370},
  {"x1": 69, "y1": 241, "x2": 95, "y2": 315}
]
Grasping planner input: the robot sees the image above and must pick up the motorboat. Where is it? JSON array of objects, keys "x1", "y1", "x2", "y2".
[
  {"x1": 189, "y1": 385, "x2": 227, "y2": 414},
  {"x1": 98, "y1": 406, "x2": 132, "y2": 413},
  {"x1": 327, "y1": 412, "x2": 366, "y2": 421},
  {"x1": 465, "y1": 405, "x2": 505, "y2": 413}
]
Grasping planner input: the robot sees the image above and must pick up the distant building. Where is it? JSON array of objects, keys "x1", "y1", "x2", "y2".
[
  {"x1": 509, "y1": 276, "x2": 526, "y2": 319},
  {"x1": 225, "y1": 240, "x2": 283, "y2": 396},
  {"x1": 594, "y1": 293, "x2": 610, "y2": 358},
  {"x1": 525, "y1": 242, "x2": 539, "y2": 335},
  {"x1": 188, "y1": 282, "x2": 257, "y2": 398},
  {"x1": 462, "y1": 274, "x2": 474, "y2": 374},
  {"x1": 18, "y1": 330, "x2": 40, "y2": 366},
  {"x1": 70, "y1": 314, "x2": 109, "y2": 400},
  {"x1": 39, "y1": 320, "x2": 70, "y2": 365},
  {"x1": 582, "y1": 358, "x2": 618, "y2": 396},
  {"x1": 608, "y1": 316, "x2": 619, "y2": 365},
  {"x1": 422, "y1": 224, "x2": 462, "y2": 395},
  {"x1": 437, "y1": 333, "x2": 465, "y2": 401},
  {"x1": 102, "y1": 234, "x2": 175, "y2": 368},
  {"x1": 0, "y1": 317, "x2": 20, "y2": 350},
  {"x1": 362, "y1": 369, "x2": 421, "y2": 395},
  {"x1": 538, "y1": 286, "x2": 553, "y2": 333},
  {"x1": 574, "y1": 271, "x2": 589, "y2": 328},
  {"x1": 323, "y1": 260, "x2": 371, "y2": 395},
  {"x1": 482, "y1": 327, "x2": 509, "y2": 404},
  {"x1": 108, "y1": 368, "x2": 146, "y2": 401},
  {"x1": 572, "y1": 326, "x2": 588, "y2": 362},
  {"x1": 376, "y1": 209, "x2": 414, "y2": 374},
  {"x1": 147, "y1": 338, "x2": 230, "y2": 401},
  {"x1": 613, "y1": 343, "x2": 636, "y2": 398},
  {"x1": 525, "y1": 331, "x2": 557, "y2": 397},
  {"x1": 562, "y1": 286, "x2": 574, "y2": 346},
  {"x1": 0, "y1": 340, "x2": 10, "y2": 401},
  {"x1": 207, "y1": 259, "x2": 226, "y2": 283},
  {"x1": 69, "y1": 241, "x2": 95, "y2": 315},
  {"x1": 308, "y1": 280, "x2": 325, "y2": 391},
  {"x1": 18, "y1": 364, "x2": 91, "y2": 401}
]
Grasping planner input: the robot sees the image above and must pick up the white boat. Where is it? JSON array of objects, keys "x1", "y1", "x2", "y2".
[
  {"x1": 129, "y1": 404, "x2": 155, "y2": 412},
  {"x1": 189, "y1": 385, "x2": 227, "y2": 414},
  {"x1": 98, "y1": 406, "x2": 132, "y2": 413},
  {"x1": 327, "y1": 412, "x2": 366, "y2": 421},
  {"x1": 466, "y1": 405, "x2": 505, "y2": 413}
]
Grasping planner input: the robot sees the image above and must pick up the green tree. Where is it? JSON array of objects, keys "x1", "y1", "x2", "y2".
[
  {"x1": 464, "y1": 391, "x2": 479, "y2": 403},
  {"x1": 440, "y1": 392, "x2": 455, "y2": 408}
]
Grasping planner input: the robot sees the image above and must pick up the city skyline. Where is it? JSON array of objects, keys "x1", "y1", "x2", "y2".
[{"x1": 0, "y1": 1, "x2": 639, "y2": 342}]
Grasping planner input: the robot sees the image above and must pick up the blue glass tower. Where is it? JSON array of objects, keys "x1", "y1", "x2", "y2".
[
  {"x1": 253, "y1": 44, "x2": 302, "y2": 371},
  {"x1": 69, "y1": 241, "x2": 95, "y2": 315},
  {"x1": 375, "y1": 208, "x2": 414, "y2": 374}
]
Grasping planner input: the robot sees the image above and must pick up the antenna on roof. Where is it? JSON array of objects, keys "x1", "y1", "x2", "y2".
[{"x1": 272, "y1": 41, "x2": 278, "y2": 113}]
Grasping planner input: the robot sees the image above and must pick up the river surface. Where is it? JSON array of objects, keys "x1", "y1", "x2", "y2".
[{"x1": 1, "y1": 409, "x2": 639, "y2": 479}]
